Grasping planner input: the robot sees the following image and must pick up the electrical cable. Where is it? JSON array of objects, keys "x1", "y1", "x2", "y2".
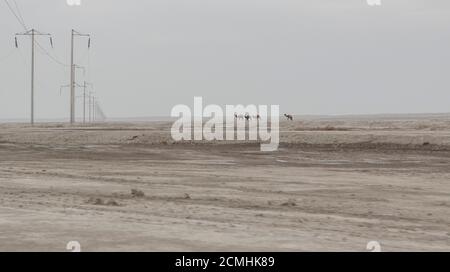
[{"x1": 3, "y1": 0, "x2": 27, "y2": 30}]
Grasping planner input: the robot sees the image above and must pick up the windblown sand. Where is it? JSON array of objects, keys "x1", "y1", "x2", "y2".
[{"x1": 0, "y1": 115, "x2": 449, "y2": 251}]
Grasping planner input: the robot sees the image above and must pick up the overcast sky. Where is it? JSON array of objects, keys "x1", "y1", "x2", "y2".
[{"x1": 1, "y1": 0, "x2": 450, "y2": 120}]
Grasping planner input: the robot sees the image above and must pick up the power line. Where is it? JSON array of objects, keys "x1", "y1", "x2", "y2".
[
  {"x1": 15, "y1": 29, "x2": 54, "y2": 125},
  {"x1": 95, "y1": 101, "x2": 106, "y2": 122},
  {"x1": 4, "y1": 0, "x2": 68, "y2": 68},
  {"x1": 3, "y1": 0, "x2": 27, "y2": 30},
  {"x1": 15, "y1": 43, "x2": 28, "y2": 67},
  {"x1": 4, "y1": 1, "x2": 103, "y2": 124},
  {"x1": 12, "y1": 0, "x2": 26, "y2": 28},
  {"x1": 35, "y1": 39, "x2": 69, "y2": 67},
  {"x1": 69, "y1": 29, "x2": 91, "y2": 124}
]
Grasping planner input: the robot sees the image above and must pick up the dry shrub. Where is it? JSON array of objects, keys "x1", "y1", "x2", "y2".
[
  {"x1": 281, "y1": 199, "x2": 297, "y2": 207},
  {"x1": 131, "y1": 189, "x2": 145, "y2": 198},
  {"x1": 295, "y1": 126, "x2": 350, "y2": 131},
  {"x1": 87, "y1": 197, "x2": 105, "y2": 205},
  {"x1": 106, "y1": 199, "x2": 120, "y2": 206},
  {"x1": 87, "y1": 197, "x2": 120, "y2": 206}
]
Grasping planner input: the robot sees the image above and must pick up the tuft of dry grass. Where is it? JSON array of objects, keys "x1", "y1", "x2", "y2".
[
  {"x1": 295, "y1": 126, "x2": 350, "y2": 131},
  {"x1": 131, "y1": 189, "x2": 145, "y2": 198},
  {"x1": 106, "y1": 199, "x2": 120, "y2": 206},
  {"x1": 87, "y1": 197, "x2": 105, "y2": 205},
  {"x1": 281, "y1": 199, "x2": 297, "y2": 207},
  {"x1": 87, "y1": 197, "x2": 121, "y2": 206}
]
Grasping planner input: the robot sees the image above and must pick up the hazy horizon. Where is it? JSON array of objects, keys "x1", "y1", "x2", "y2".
[
  {"x1": 2, "y1": 111, "x2": 450, "y2": 124},
  {"x1": 1, "y1": 0, "x2": 450, "y2": 120}
]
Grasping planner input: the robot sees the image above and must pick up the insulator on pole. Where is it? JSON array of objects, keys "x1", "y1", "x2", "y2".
[
  {"x1": 15, "y1": 37, "x2": 18, "y2": 48},
  {"x1": 50, "y1": 37, "x2": 54, "y2": 48},
  {"x1": 88, "y1": 38, "x2": 91, "y2": 49}
]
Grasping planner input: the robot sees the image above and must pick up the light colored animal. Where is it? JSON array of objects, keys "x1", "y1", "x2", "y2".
[
  {"x1": 234, "y1": 113, "x2": 245, "y2": 120},
  {"x1": 235, "y1": 113, "x2": 261, "y2": 121}
]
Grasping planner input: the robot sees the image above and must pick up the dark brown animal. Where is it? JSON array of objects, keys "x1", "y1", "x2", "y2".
[{"x1": 284, "y1": 114, "x2": 293, "y2": 121}]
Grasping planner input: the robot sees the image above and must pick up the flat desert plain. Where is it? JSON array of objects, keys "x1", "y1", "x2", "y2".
[{"x1": 0, "y1": 114, "x2": 449, "y2": 252}]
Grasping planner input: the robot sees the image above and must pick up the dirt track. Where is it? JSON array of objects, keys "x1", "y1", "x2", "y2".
[{"x1": 0, "y1": 117, "x2": 449, "y2": 251}]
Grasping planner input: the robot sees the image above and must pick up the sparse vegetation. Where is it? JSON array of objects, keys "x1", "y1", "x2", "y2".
[
  {"x1": 106, "y1": 199, "x2": 120, "y2": 206},
  {"x1": 87, "y1": 197, "x2": 120, "y2": 206},
  {"x1": 131, "y1": 189, "x2": 145, "y2": 198},
  {"x1": 281, "y1": 199, "x2": 297, "y2": 207},
  {"x1": 295, "y1": 126, "x2": 350, "y2": 131},
  {"x1": 87, "y1": 197, "x2": 105, "y2": 205}
]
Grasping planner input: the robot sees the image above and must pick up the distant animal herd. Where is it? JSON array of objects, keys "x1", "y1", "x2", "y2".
[{"x1": 234, "y1": 113, "x2": 294, "y2": 121}]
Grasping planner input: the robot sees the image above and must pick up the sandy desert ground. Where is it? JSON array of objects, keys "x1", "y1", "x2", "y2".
[{"x1": 0, "y1": 114, "x2": 449, "y2": 252}]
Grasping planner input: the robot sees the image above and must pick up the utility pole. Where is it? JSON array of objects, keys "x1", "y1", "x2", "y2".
[
  {"x1": 31, "y1": 29, "x2": 34, "y2": 125},
  {"x1": 15, "y1": 29, "x2": 53, "y2": 125},
  {"x1": 94, "y1": 100, "x2": 106, "y2": 122},
  {"x1": 88, "y1": 92, "x2": 93, "y2": 123},
  {"x1": 70, "y1": 29, "x2": 91, "y2": 124},
  {"x1": 70, "y1": 30, "x2": 74, "y2": 124},
  {"x1": 83, "y1": 81, "x2": 93, "y2": 124},
  {"x1": 92, "y1": 95, "x2": 95, "y2": 123},
  {"x1": 83, "y1": 81, "x2": 86, "y2": 124},
  {"x1": 61, "y1": 81, "x2": 85, "y2": 123},
  {"x1": 61, "y1": 65, "x2": 85, "y2": 121}
]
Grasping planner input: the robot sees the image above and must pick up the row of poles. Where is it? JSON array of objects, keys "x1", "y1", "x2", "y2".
[
  {"x1": 14, "y1": 28, "x2": 104, "y2": 125},
  {"x1": 60, "y1": 81, "x2": 96, "y2": 124}
]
